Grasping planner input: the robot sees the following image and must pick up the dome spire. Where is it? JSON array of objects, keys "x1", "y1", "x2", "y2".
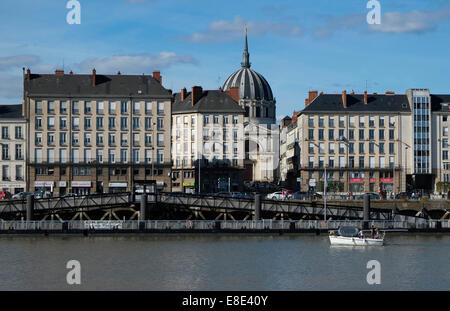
[{"x1": 241, "y1": 27, "x2": 251, "y2": 68}]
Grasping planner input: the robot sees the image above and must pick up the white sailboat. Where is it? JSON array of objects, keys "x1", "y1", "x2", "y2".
[{"x1": 329, "y1": 226, "x2": 385, "y2": 246}]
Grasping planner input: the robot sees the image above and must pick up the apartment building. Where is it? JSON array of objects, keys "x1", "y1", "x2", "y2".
[
  {"x1": 23, "y1": 68, "x2": 172, "y2": 195},
  {"x1": 0, "y1": 105, "x2": 27, "y2": 194},
  {"x1": 295, "y1": 90, "x2": 412, "y2": 195},
  {"x1": 171, "y1": 87, "x2": 245, "y2": 193}
]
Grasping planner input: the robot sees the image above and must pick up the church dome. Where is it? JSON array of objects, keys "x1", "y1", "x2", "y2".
[{"x1": 222, "y1": 31, "x2": 274, "y2": 102}]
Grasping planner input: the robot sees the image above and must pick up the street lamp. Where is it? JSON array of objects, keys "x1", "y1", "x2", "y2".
[
  {"x1": 311, "y1": 141, "x2": 327, "y2": 221},
  {"x1": 396, "y1": 139, "x2": 411, "y2": 193}
]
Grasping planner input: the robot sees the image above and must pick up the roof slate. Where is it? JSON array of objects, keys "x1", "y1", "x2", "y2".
[
  {"x1": 0, "y1": 104, "x2": 23, "y2": 119},
  {"x1": 172, "y1": 90, "x2": 245, "y2": 114}
]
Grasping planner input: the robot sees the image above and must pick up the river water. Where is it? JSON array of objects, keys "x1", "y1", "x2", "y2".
[{"x1": 0, "y1": 234, "x2": 448, "y2": 290}]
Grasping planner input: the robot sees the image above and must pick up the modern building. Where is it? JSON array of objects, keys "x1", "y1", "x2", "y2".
[
  {"x1": 222, "y1": 30, "x2": 279, "y2": 183},
  {"x1": 0, "y1": 105, "x2": 27, "y2": 194},
  {"x1": 23, "y1": 68, "x2": 173, "y2": 195},
  {"x1": 295, "y1": 90, "x2": 412, "y2": 195},
  {"x1": 171, "y1": 86, "x2": 245, "y2": 193}
]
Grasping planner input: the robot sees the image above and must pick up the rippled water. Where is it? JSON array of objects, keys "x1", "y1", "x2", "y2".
[{"x1": 0, "y1": 234, "x2": 448, "y2": 290}]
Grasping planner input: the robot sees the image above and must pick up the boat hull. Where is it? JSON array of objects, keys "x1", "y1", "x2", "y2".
[{"x1": 329, "y1": 235, "x2": 384, "y2": 246}]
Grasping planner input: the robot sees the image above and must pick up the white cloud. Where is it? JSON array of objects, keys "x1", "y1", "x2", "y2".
[
  {"x1": 369, "y1": 8, "x2": 450, "y2": 33},
  {"x1": 0, "y1": 55, "x2": 40, "y2": 71},
  {"x1": 77, "y1": 52, "x2": 197, "y2": 74},
  {"x1": 185, "y1": 16, "x2": 303, "y2": 43}
]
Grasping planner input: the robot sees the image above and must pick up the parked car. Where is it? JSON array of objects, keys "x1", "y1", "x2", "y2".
[
  {"x1": 0, "y1": 190, "x2": 12, "y2": 200},
  {"x1": 291, "y1": 191, "x2": 310, "y2": 200},
  {"x1": 265, "y1": 191, "x2": 284, "y2": 200},
  {"x1": 231, "y1": 192, "x2": 253, "y2": 199},
  {"x1": 11, "y1": 192, "x2": 34, "y2": 200},
  {"x1": 395, "y1": 192, "x2": 410, "y2": 200},
  {"x1": 354, "y1": 192, "x2": 380, "y2": 200}
]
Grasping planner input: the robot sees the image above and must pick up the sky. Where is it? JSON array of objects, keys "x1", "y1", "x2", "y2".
[{"x1": 1, "y1": 0, "x2": 450, "y2": 120}]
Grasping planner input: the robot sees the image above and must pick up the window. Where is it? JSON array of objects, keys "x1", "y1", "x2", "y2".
[
  {"x1": 379, "y1": 117, "x2": 385, "y2": 127},
  {"x1": 379, "y1": 129, "x2": 385, "y2": 140},
  {"x1": 157, "y1": 133, "x2": 164, "y2": 146},
  {"x1": 2, "y1": 165, "x2": 9, "y2": 181},
  {"x1": 389, "y1": 143, "x2": 395, "y2": 154},
  {"x1": 157, "y1": 102, "x2": 164, "y2": 115},
  {"x1": 35, "y1": 117, "x2": 42, "y2": 129},
  {"x1": 72, "y1": 117, "x2": 80, "y2": 130},
  {"x1": 379, "y1": 157, "x2": 385, "y2": 168},
  {"x1": 359, "y1": 156, "x2": 364, "y2": 168},
  {"x1": 96, "y1": 133, "x2": 104, "y2": 146},
  {"x1": 133, "y1": 102, "x2": 140, "y2": 114},
  {"x1": 389, "y1": 129, "x2": 394, "y2": 140},
  {"x1": 60, "y1": 133, "x2": 67, "y2": 145},
  {"x1": 329, "y1": 117, "x2": 334, "y2": 127},
  {"x1": 120, "y1": 133, "x2": 127, "y2": 146},
  {"x1": 389, "y1": 116, "x2": 395, "y2": 127},
  {"x1": 133, "y1": 117, "x2": 139, "y2": 130},
  {"x1": 328, "y1": 129, "x2": 334, "y2": 140},
  {"x1": 72, "y1": 133, "x2": 80, "y2": 146},
  {"x1": 329, "y1": 157, "x2": 335, "y2": 168},
  {"x1": 308, "y1": 129, "x2": 314, "y2": 140},
  {"x1": 1, "y1": 127, "x2": 8, "y2": 139},
  {"x1": 84, "y1": 102, "x2": 91, "y2": 114},
  {"x1": 369, "y1": 156, "x2": 375, "y2": 168},
  {"x1": 108, "y1": 150, "x2": 115, "y2": 163},
  {"x1": 133, "y1": 149, "x2": 139, "y2": 163},
  {"x1": 108, "y1": 133, "x2": 116, "y2": 146},
  {"x1": 120, "y1": 149, "x2": 127, "y2": 163},
  {"x1": 319, "y1": 117, "x2": 324, "y2": 127},
  {"x1": 157, "y1": 118, "x2": 164, "y2": 130},
  {"x1": 48, "y1": 133, "x2": 55, "y2": 146},
  {"x1": 339, "y1": 157, "x2": 345, "y2": 168},
  {"x1": 157, "y1": 149, "x2": 164, "y2": 163},
  {"x1": 369, "y1": 143, "x2": 375, "y2": 154},
  {"x1": 1, "y1": 145, "x2": 9, "y2": 160},
  {"x1": 204, "y1": 116, "x2": 210, "y2": 125},
  {"x1": 379, "y1": 143, "x2": 385, "y2": 154},
  {"x1": 15, "y1": 144, "x2": 23, "y2": 160},
  {"x1": 339, "y1": 143, "x2": 345, "y2": 154},
  {"x1": 60, "y1": 117, "x2": 67, "y2": 129},
  {"x1": 359, "y1": 116, "x2": 364, "y2": 127},
  {"x1": 145, "y1": 134, "x2": 152, "y2": 146},
  {"x1": 359, "y1": 129, "x2": 364, "y2": 140},
  {"x1": 233, "y1": 115, "x2": 239, "y2": 124},
  {"x1": 319, "y1": 143, "x2": 324, "y2": 154},
  {"x1": 35, "y1": 133, "x2": 42, "y2": 145},
  {"x1": 329, "y1": 143, "x2": 335, "y2": 154},
  {"x1": 359, "y1": 143, "x2": 364, "y2": 154},
  {"x1": 339, "y1": 116, "x2": 345, "y2": 127},
  {"x1": 55, "y1": 102, "x2": 65, "y2": 115},
  {"x1": 369, "y1": 116, "x2": 375, "y2": 127},
  {"x1": 308, "y1": 157, "x2": 314, "y2": 168},
  {"x1": 213, "y1": 115, "x2": 219, "y2": 124},
  {"x1": 35, "y1": 101, "x2": 43, "y2": 114},
  {"x1": 15, "y1": 126, "x2": 22, "y2": 139},
  {"x1": 121, "y1": 101, "x2": 128, "y2": 114},
  {"x1": 109, "y1": 101, "x2": 116, "y2": 114},
  {"x1": 48, "y1": 101, "x2": 55, "y2": 114},
  {"x1": 349, "y1": 116, "x2": 355, "y2": 127},
  {"x1": 308, "y1": 117, "x2": 314, "y2": 127},
  {"x1": 72, "y1": 101, "x2": 79, "y2": 114},
  {"x1": 308, "y1": 143, "x2": 314, "y2": 154},
  {"x1": 319, "y1": 129, "x2": 324, "y2": 140},
  {"x1": 109, "y1": 117, "x2": 116, "y2": 130},
  {"x1": 444, "y1": 151, "x2": 449, "y2": 160},
  {"x1": 84, "y1": 133, "x2": 91, "y2": 146},
  {"x1": 349, "y1": 143, "x2": 354, "y2": 154},
  {"x1": 145, "y1": 117, "x2": 152, "y2": 130},
  {"x1": 369, "y1": 129, "x2": 374, "y2": 140},
  {"x1": 121, "y1": 117, "x2": 128, "y2": 130},
  {"x1": 349, "y1": 129, "x2": 354, "y2": 140},
  {"x1": 84, "y1": 117, "x2": 91, "y2": 130},
  {"x1": 145, "y1": 102, "x2": 152, "y2": 114}
]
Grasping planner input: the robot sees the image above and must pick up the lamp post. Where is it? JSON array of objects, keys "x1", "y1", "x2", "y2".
[
  {"x1": 312, "y1": 142, "x2": 327, "y2": 221},
  {"x1": 396, "y1": 139, "x2": 411, "y2": 193}
]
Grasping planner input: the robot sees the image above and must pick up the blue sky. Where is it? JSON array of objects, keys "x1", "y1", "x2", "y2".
[{"x1": 1, "y1": 0, "x2": 450, "y2": 119}]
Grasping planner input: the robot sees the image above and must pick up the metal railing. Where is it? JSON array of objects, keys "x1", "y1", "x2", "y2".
[{"x1": 0, "y1": 219, "x2": 448, "y2": 231}]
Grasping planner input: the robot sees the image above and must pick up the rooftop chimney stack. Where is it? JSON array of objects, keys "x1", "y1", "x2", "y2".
[
  {"x1": 305, "y1": 98, "x2": 310, "y2": 107},
  {"x1": 55, "y1": 69, "x2": 64, "y2": 76},
  {"x1": 69, "y1": 70, "x2": 73, "y2": 75},
  {"x1": 181, "y1": 88, "x2": 187, "y2": 101},
  {"x1": 308, "y1": 90, "x2": 319, "y2": 104},
  {"x1": 342, "y1": 90, "x2": 347, "y2": 108},
  {"x1": 117, "y1": 71, "x2": 121, "y2": 75},
  {"x1": 364, "y1": 90, "x2": 368, "y2": 104},
  {"x1": 92, "y1": 68, "x2": 96, "y2": 87},
  {"x1": 191, "y1": 86, "x2": 203, "y2": 107},
  {"x1": 226, "y1": 87, "x2": 240, "y2": 103},
  {"x1": 153, "y1": 71, "x2": 162, "y2": 84},
  {"x1": 26, "y1": 68, "x2": 31, "y2": 81}
]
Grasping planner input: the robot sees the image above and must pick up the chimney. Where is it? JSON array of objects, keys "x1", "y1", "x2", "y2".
[
  {"x1": 69, "y1": 70, "x2": 73, "y2": 75},
  {"x1": 308, "y1": 90, "x2": 319, "y2": 104},
  {"x1": 55, "y1": 69, "x2": 64, "y2": 76},
  {"x1": 364, "y1": 90, "x2": 368, "y2": 104},
  {"x1": 153, "y1": 71, "x2": 162, "y2": 84},
  {"x1": 226, "y1": 86, "x2": 240, "y2": 103},
  {"x1": 385, "y1": 91, "x2": 395, "y2": 95},
  {"x1": 305, "y1": 98, "x2": 310, "y2": 107},
  {"x1": 181, "y1": 88, "x2": 187, "y2": 101},
  {"x1": 117, "y1": 71, "x2": 121, "y2": 75},
  {"x1": 92, "y1": 68, "x2": 96, "y2": 87},
  {"x1": 350, "y1": 90, "x2": 355, "y2": 95},
  {"x1": 191, "y1": 86, "x2": 203, "y2": 107},
  {"x1": 320, "y1": 91, "x2": 324, "y2": 95},
  {"x1": 342, "y1": 90, "x2": 347, "y2": 108},
  {"x1": 26, "y1": 68, "x2": 31, "y2": 81}
]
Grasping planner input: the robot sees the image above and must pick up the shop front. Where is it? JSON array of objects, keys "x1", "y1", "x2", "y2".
[
  {"x1": 71, "y1": 181, "x2": 91, "y2": 196},
  {"x1": 109, "y1": 182, "x2": 128, "y2": 193},
  {"x1": 380, "y1": 178, "x2": 394, "y2": 193},
  {"x1": 34, "y1": 181, "x2": 54, "y2": 194},
  {"x1": 183, "y1": 182, "x2": 195, "y2": 194},
  {"x1": 59, "y1": 181, "x2": 67, "y2": 196},
  {"x1": 0, "y1": 183, "x2": 25, "y2": 194},
  {"x1": 349, "y1": 178, "x2": 364, "y2": 194}
]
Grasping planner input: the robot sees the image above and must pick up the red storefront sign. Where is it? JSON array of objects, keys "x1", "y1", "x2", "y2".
[
  {"x1": 380, "y1": 178, "x2": 394, "y2": 183},
  {"x1": 350, "y1": 178, "x2": 364, "y2": 183},
  {"x1": 370, "y1": 178, "x2": 375, "y2": 183}
]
